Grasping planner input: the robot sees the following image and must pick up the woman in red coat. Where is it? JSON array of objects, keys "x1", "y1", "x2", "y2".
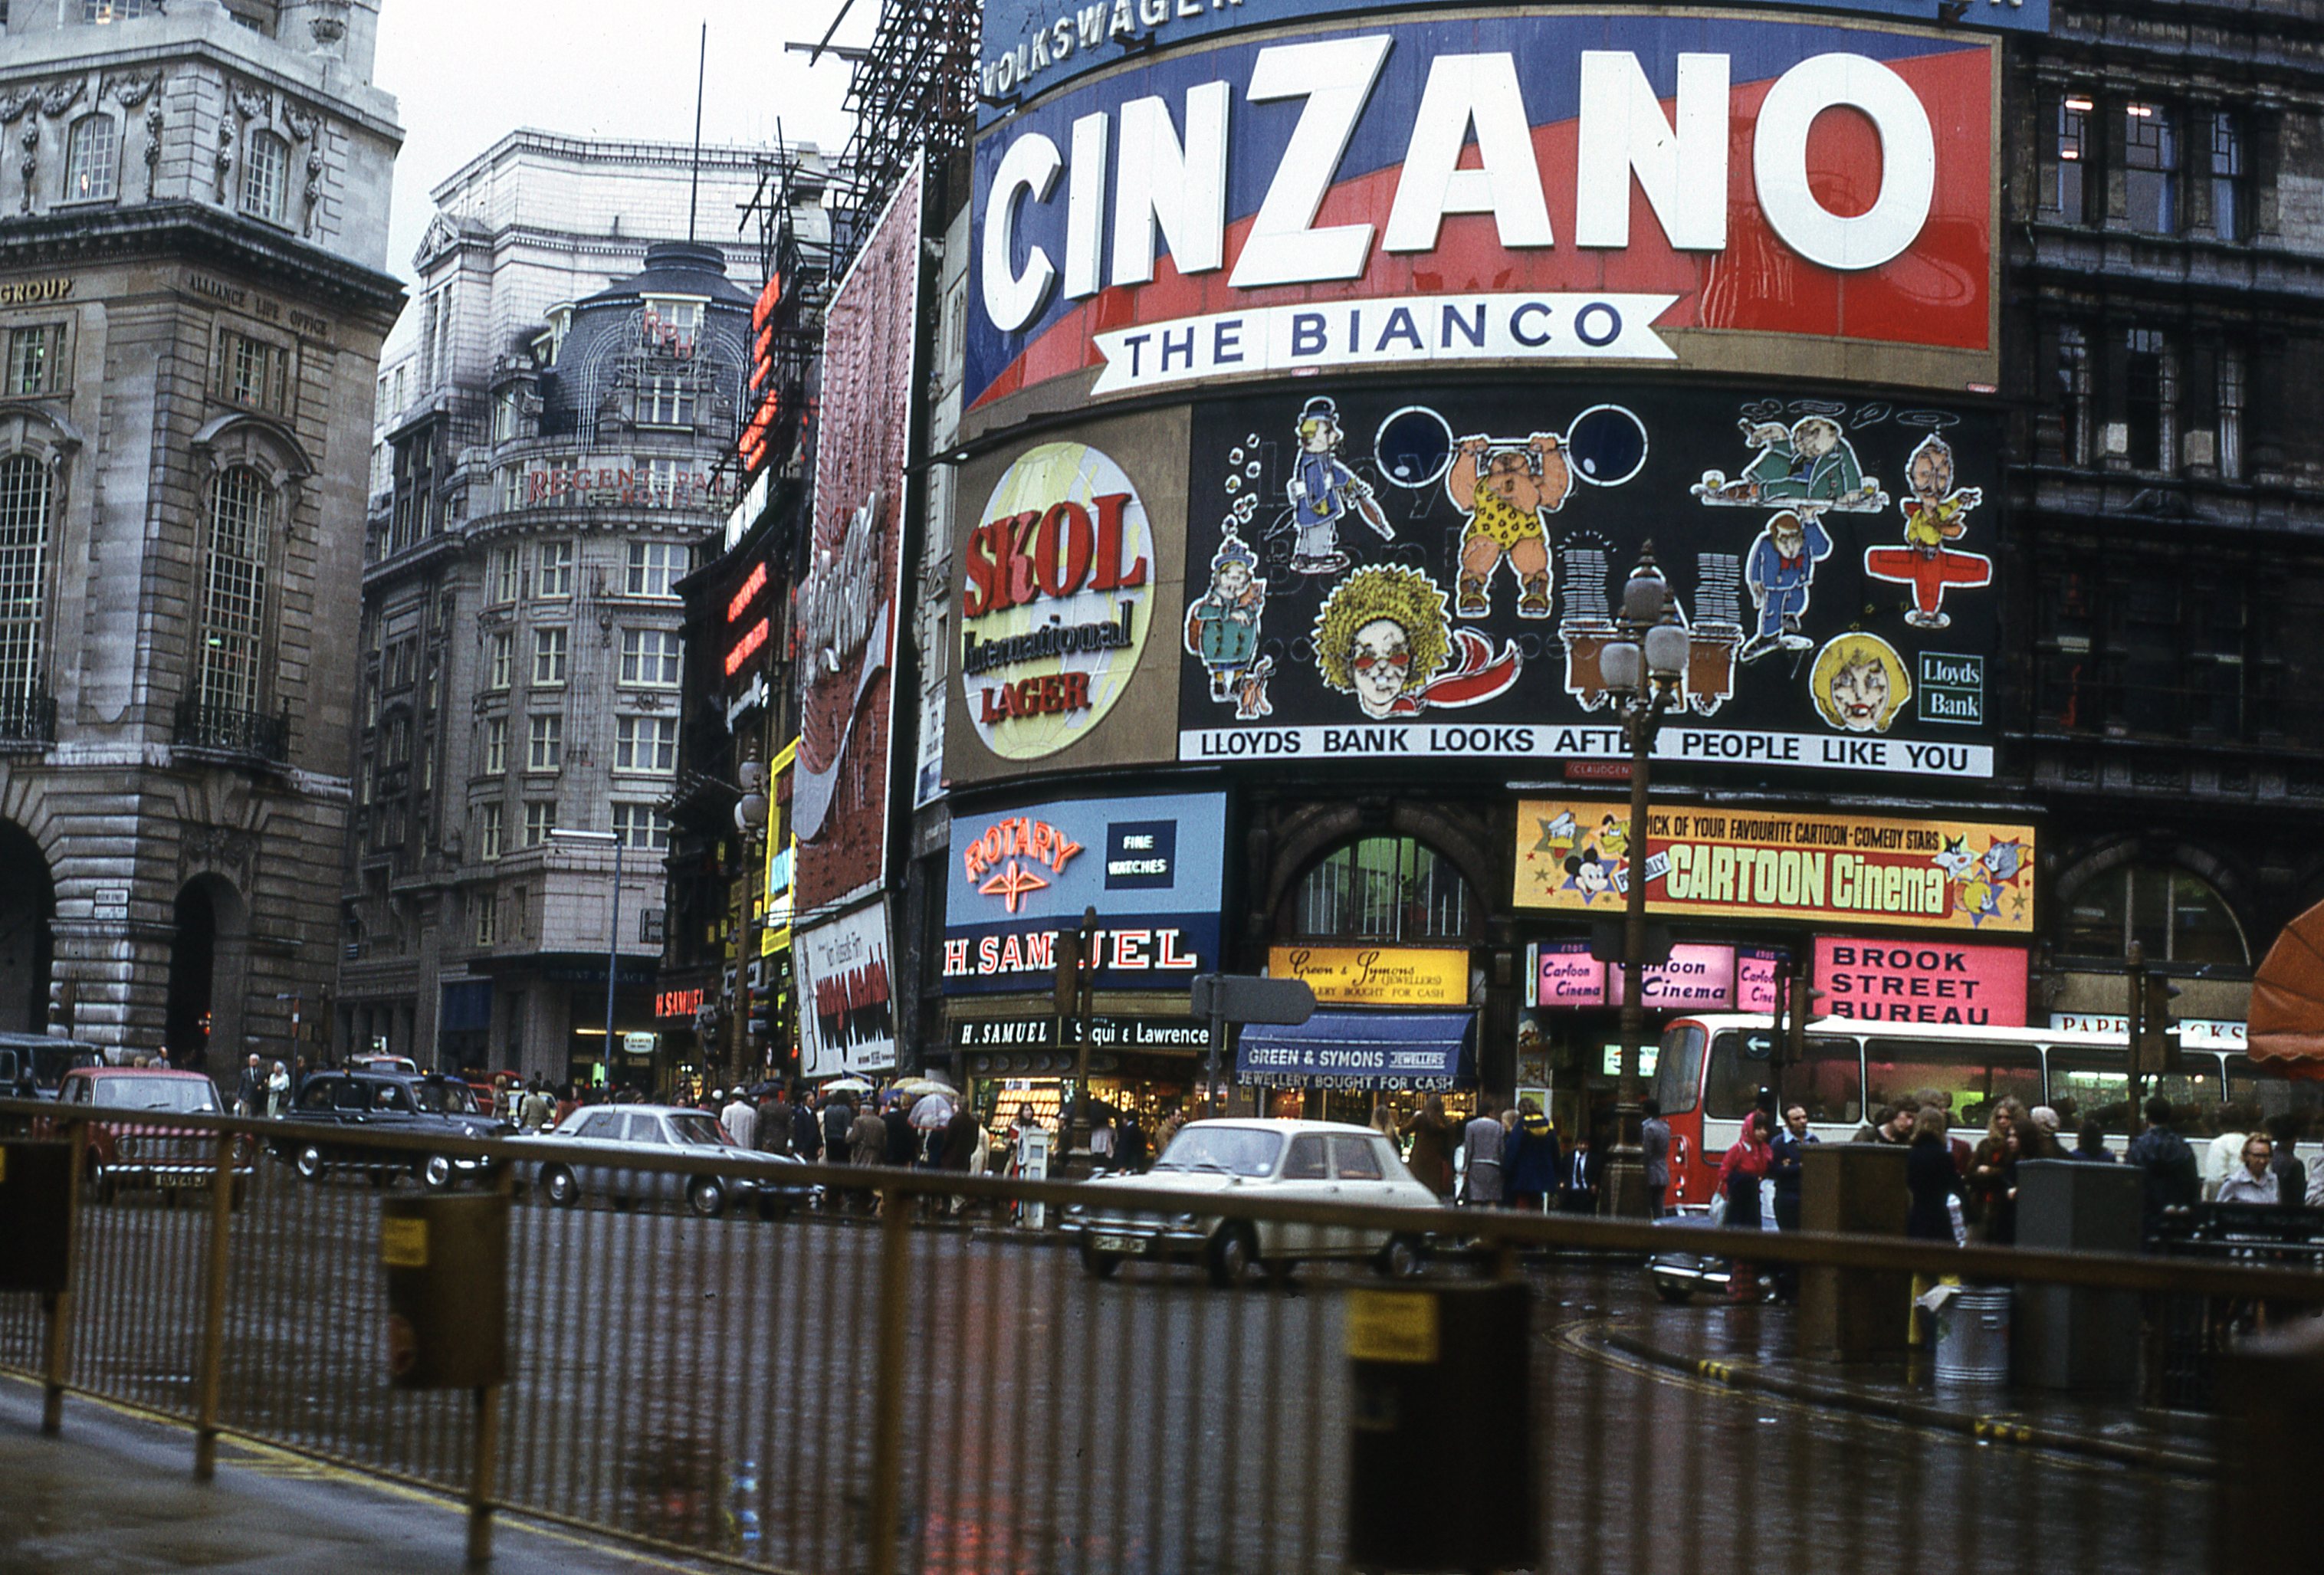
[{"x1": 1718, "y1": 1110, "x2": 1775, "y2": 1304}]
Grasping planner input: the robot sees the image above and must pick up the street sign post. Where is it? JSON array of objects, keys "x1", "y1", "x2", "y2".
[{"x1": 1189, "y1": 974, "x2": 1318, "y2": 1116}]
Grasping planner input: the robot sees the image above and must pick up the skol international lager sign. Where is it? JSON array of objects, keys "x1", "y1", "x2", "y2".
[{"x1": 1513, "y1": 799, "x2": 2035, "y2": 934}]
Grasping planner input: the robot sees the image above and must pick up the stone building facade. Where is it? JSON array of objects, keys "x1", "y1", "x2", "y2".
[
  {"x1": 341, "y1": 133, "x2": 789, "y2": 1091},
  {"x1": 0, "y1": 0, "x2": 402, "y2": 1080}
]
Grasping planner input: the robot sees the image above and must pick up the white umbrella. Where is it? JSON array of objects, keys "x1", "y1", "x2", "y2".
[
  {"x1": 823, "y1": 1076, "x2": 875, "y2": 1094},
  {"x1": 909, "y1": 1091, "x2": 957, "y2": 1130}
]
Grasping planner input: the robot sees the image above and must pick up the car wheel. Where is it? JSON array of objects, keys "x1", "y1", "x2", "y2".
[
  {"x1": 1376, "y1": 1234, "x2": 1423, "y2": 1279},
  {"x1": 421, "y1": 1154, "x2": 455, "y2": 1190},
  {"x1": 688, "y1": 1179, "x2": 726, "y2": 1219},
  {"x1": 1080, "y1": 1245, "x2": 1122, "y2": 1280},
  {"x1": 294, "y1": 1146, "x2": 327, "y2": 1183},
  {"x1": 1206, "y1": 1224, "x2": 1256, "y2": 1288},
  {"x1": 542, "y1": 1166, "x2": 578, "y2": 1208}
]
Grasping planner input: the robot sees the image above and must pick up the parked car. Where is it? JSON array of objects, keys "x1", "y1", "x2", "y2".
[
  {"x1": 275, "y1": 1070, "x2": 514, "y2": 1189},
  {"x1": 1060, "y1": 1118, "x2": 1444, "y2": 1284},
  {"x1": 51, "y1": 1067, "x2": 254, "y2": 1205},
  {"x1": 0, "y1": 1035, "x2": 106, "y2": 1099},
  {"x1": 514, "y1": 1104, "x2": 814, "y2": 1219}
]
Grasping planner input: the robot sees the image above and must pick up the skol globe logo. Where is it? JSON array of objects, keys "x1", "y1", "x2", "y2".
[{"x1": 960, "y1": 441, "x2": 1153, "y2": 760}]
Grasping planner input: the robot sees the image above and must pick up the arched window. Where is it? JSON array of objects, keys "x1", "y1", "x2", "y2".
[
  {"x1": 195, "y1": 467, "x2": 272, "y2": 717},
  {"x1": 61, "y1": 114, "x2": 117, "y2": 204},
  {"x1": 241, "y1": 131, "x2": 289, "y2": 225},
  {"x1": 1294, "y1": 836, "x2": 1472, "y2": 943},
  {"x1": 0, "y1": 455, "x2": 54, "y2": 713},
  {"x1": 2060, "y1": 863, "x2": 2248, "y2": 968}
]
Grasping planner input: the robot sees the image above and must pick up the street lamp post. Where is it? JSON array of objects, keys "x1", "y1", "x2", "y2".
[
  {"x1": 1595, "y1": 543, "x2": 1689, "y2": 1218},
  {"x1": 550, "y1": 828, "x2": 623, "y2": 1084}
]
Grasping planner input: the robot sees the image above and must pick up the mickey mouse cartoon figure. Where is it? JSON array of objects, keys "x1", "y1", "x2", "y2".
[{"x1": 1563, "y1": 846, "x2": 1618, "y2": 904}]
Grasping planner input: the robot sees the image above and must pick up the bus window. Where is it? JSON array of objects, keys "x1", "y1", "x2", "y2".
[
  {"x1": 1704, "y1": 1032, "x2": 1764, "y2": 1119},
  {"x1": 2227, "y1": 1055, "x2": 2324, "y2": 1137},
  {"x1": 2043, "y1": 1047, "x2": 2204, "y2": 1137},
  {"x1": 1864, "y1": 1038, "x2": 2041, "y2": 1130},
  {"x1": 1791, "y1": 1038, "x2": 1864, "y2": 1126},
  {"x1": 1655, "y1": 1025, "x2": 1705, "y2": 1116},
  {"x1": 1705, "y1": 1032, "x2": 1861, "y2": 1123}
]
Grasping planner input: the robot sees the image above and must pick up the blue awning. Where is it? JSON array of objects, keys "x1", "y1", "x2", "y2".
[
  {"x1": 1236, "y1": 1011, "x2": 1475, "y2": 1091},
  {"x1": 439, "y1": 979, "x2": 493, "y2": 1035}
]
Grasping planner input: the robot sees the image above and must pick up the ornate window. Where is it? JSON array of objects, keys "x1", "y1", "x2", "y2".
[
  {"x1": 486, "y1": 631, "x2": 512, "y2": 691},
  {"x1": 0, "y1": 455, "x2": 54, "y2": 712},
  {"x1": 84, "y1": 0, "x2": 153, "y2": 19},
  {"x1": 615, "y1": 716, "x2": 677, "y2": 773},
  {"x1": 530, "y1": 627, "x2": 566, "y2": 687},
  {"x1": 478, "y1": 802, "x2": 504, "y2": 862},
  {"x1": 2061, "y1": 864, "x2": 2248, "y2": 969},
  {"x1": 1294, "y1": 836, "x2": 1473, "y2": 943},
  {"x1": 612, "y1": 803, "x2": 670, "y2": 851},
  {"x1": 625, "y1": 541, "x2": 682, "y2": 598},
  {"x1": 195, "y1": 467, "x2": 272, "y2": 718},
  {"x1": 534, "y1": 540, "x2": 573, "y2": 599},
  {"x1": 483, "y1": 717, "x2": 507, "y2": 775},
  {"x1": 241, "y1": 131, "x2": 290, "y2": 225},
  {"x1": 62, "y1": 114, "x2": 117, "y2": 203},
  {"x1": 619, "y1": 628, "x2": 681, "y2": 687},
  {"x1": 526, "y1": 714, "x2": 561, "y2": 773},
  {"x1": 2123, "y1": 102, "x2": 2179, "y2": 235},
  {"x1": 524, "y1": 801, "x2": 554, "y2": 848},
  {"x1": 7, "y1": 325, "x2": 60, "y2": 397}
]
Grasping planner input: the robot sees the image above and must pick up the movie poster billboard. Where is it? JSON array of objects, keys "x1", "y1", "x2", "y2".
[
  {"x1": 968, "y1": 10, "x2": 1999, "y2": 421},
  {"x1": 1180, "y1": 382, "x2": 2001, "y2": 778},
  {"x1": 796, "y1": 154, "x2": 924, "y2": 920},
  {"x1": 796, "y1": 899, "x2": 898, "y2": 1078},
  {"x1": 1514, "y1": 799, "x2": 2037, "y2": 934}
]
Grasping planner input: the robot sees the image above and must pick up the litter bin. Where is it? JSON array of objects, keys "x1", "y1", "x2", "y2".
[
  {"x1": 0, "y1": 1140, "x2": 73, "y2": 1294},
  {"x1": 381, "y1": 1193, "x2": 507, "y2": 1390},
  {"x1": 1347, "y1": 1281, "x2": 1535, "y2": 1572},
  {"x1": 1929, "y1": 1285, "x2": 2011, "y2": 1387}
]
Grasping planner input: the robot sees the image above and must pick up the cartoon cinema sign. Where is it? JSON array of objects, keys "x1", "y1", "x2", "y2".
[{"x1": 968, "y1": 11, "x2": 1997, "y2": 408}]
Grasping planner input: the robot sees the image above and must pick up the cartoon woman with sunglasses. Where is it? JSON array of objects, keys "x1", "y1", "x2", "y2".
[{"x1": 1312, "y1": 565, "x2": 1521, "y2": 720}]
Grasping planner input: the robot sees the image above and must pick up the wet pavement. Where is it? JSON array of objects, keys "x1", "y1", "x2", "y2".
[
  {"x1": 0, "y1": 1164, "x2": 2223, "y2": 1573},
  {"x1": 0, "y1": 1372, "x2": 716, "y2": 1573}
]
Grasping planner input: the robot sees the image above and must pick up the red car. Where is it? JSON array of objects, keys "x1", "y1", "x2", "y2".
[{"x1": 51, "y1": 1067, "x2": 255, "y2": 1205}]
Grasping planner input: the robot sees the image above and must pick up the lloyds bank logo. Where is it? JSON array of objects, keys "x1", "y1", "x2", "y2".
[{"x1": 1917, "y1": 652, "x2": 1984, "y2": 726}]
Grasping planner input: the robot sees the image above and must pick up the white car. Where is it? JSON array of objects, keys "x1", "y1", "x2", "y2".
[{"x1": 1060, "y1": 1118, "x2": 1446, "y2": 1284}]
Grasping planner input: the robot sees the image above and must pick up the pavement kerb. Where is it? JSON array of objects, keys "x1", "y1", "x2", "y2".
[{"x1": 1597, "y1": 1327, "x2": 2219, "y2": 1478}]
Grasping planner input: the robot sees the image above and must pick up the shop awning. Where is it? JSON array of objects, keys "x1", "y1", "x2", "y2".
[
  {"x1": 2251, "y1": 900, "x2": 2324, "y2": 1081},
  {"x1": 1236, "y1": 1011, "x2": 1475, "y2": 1091}
]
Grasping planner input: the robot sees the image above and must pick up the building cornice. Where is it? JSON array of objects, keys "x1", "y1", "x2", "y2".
[{"x1": 0, "y1": 202, "x2": 405, "y2": 328}]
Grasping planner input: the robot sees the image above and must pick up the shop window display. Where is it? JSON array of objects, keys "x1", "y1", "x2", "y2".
[{"x1": 1294, "y1": 836, "x2": 1472, "y2": 942}]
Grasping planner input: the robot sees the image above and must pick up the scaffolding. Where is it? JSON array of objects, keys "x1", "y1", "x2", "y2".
[{"x1": 829, "y1": 0, "x2": 980, "y2": 269}]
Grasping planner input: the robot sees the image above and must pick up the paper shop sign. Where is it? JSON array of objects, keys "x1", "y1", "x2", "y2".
[
  {"x1": 1268, "y1": 945, "x2": 1468, "y2": 1007},
  {"x1": 1515, "y1": 800, "x2": 2036, "y2": 934},
  {"x1": 1815, "y1": 937, "x2": 2026, "y2": 1026}
]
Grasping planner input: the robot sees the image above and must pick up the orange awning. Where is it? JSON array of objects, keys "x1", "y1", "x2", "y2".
[{"x1": 2249, "y1": 899, "x2": 2324, "y2": 1080}]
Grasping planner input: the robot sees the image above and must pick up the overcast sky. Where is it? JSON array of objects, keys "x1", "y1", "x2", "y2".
[{"x1": 373, "y1": 0, "x2": 873, "y2": 335}]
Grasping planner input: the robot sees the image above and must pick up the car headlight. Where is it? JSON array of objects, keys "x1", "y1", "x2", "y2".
[
  {"x1": 1170, "y1": 1212, "x2": 1198, "y2": 1229},
  {"x1": 116, "y1": 1135, "x2": 137, "y2": 1160},
  {"x1": 1063, "y1": 1203, "x2": 1085, "y2": 1219}
]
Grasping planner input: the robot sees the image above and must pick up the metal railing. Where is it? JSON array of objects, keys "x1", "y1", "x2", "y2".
[
  {"x1": 171, "y1": 699, "x2": 289, "y2": 761},
  {"x1": 0, "y1": 692, "x2": 55, "y2": 745},
  {"x1": 2, "y1": 1096, "x2": 2319, "y2": 1573}
]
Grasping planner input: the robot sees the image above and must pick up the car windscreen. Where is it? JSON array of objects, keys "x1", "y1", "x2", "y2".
[
  {"x1": 410, "y1": 1081, "x2": 479, "y2": 1114},
  {"x1": 1154, "y1": 1126, "x2": 1283, "y2": 1177},
  {"x1": 92, "y1": 1078, "x2": 219, "y2": 1114},
  {"x1": 667, "y1": 1112, "x2": 730, "y2": 1147}
]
